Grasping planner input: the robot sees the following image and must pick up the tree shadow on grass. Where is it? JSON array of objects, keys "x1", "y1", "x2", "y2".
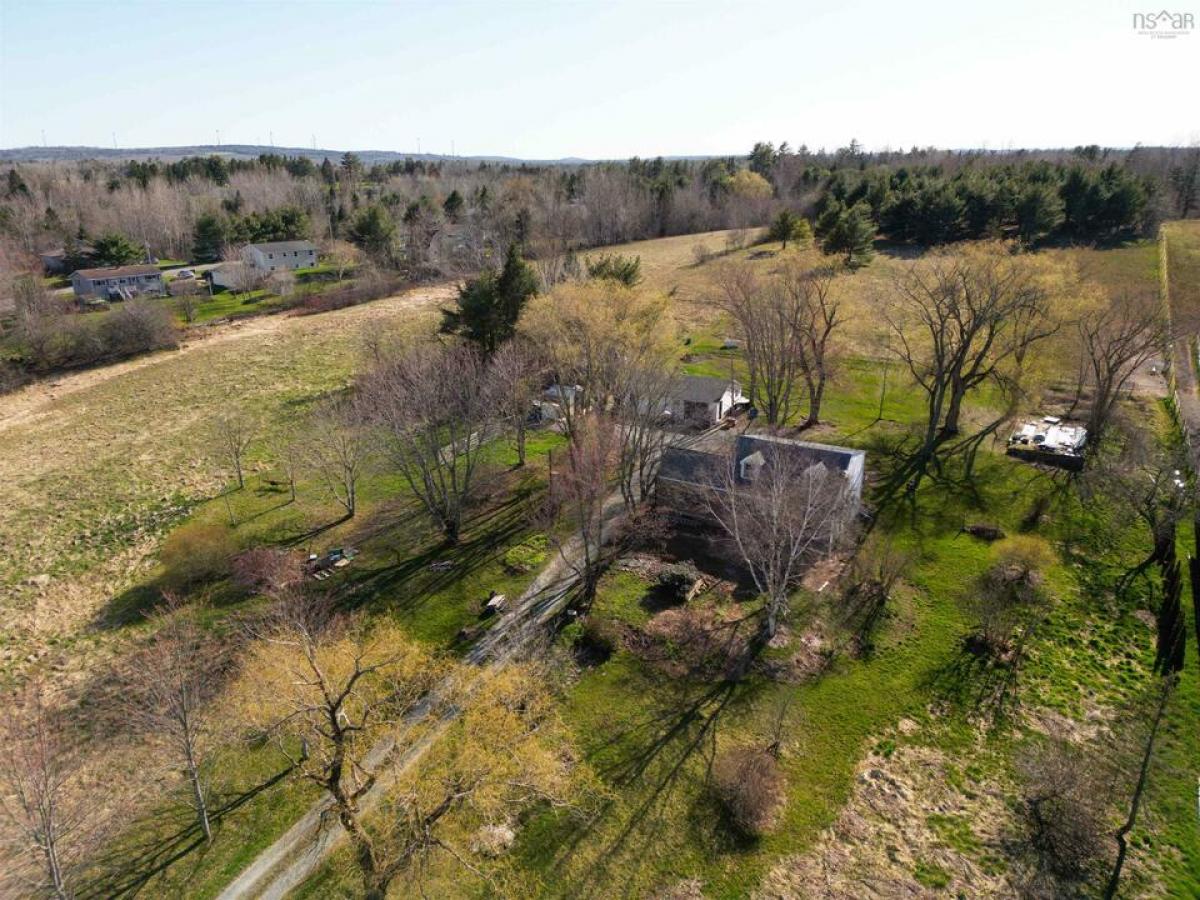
[
  {"x1": 78, "y1": 763, "x2": 296, "y2": 899},
  {"x1": 336, "y1": 491, "x2": 533, "y2": 620},
  {"x1": 532, "y1": 662, "x2": 768, "y2": 898},
  {"x1": 921, "y1": 641, "x2": 1025, "y2": 728}
]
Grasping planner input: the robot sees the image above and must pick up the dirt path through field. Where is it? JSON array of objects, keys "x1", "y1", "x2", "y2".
[{"x1": 0, "y1": 283, "x2": 456, "y2": 434}]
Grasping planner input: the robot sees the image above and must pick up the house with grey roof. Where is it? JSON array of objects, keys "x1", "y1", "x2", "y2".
[
  {"x1": 71, "y1": 264, "x2": 165, "y2": 301},
  {"x1": 656, "y1": 431, "x2": 865, "y2": 518},
  {"x1": 666, "y1": 375, "x2": 747, "y2": 427},
  {"x1": 244, "y1": 240, "x2": 317, "y2": 273}
]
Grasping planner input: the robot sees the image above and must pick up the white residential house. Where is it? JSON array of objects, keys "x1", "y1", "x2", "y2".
[
  {"x1": 667, "y1": 375, "x2": 747, "y2": 427},
  {"x1": 244, "y1": 240, "x2": 317, "y2": 273}
]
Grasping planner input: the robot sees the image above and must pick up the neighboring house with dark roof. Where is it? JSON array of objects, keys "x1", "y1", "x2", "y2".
[
  {"x1": 41, "y1": 245, "x2": 94, "y2": 275},
  {"x1": 656, "y1": 431, "x2": 865, "y2": 518},
  {"x1": 70, "y1": 265, "x2": 164, "y2": 300},
  {"x1": 666, "y1": 375, "x2": 747, "y2": 427},
  {"x1": 244, "y1": 240, "x2": 317, "y2": 273}
]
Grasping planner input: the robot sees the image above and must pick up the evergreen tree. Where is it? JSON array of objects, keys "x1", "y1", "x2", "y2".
[
  {"x1": 339, "y1": 152, "x2": 362, "y2": 183},
  {"x1": 347, "y1": 205, "x2": 395, "y2": 259},
  {"x1": 767, "y1": 209, "x2": 811, "y2": 249},
  {"x1": 6, "y1": 168, "x2": 30, "y2": 198},
  {"x1": 192, "y1": 213, "x2": 229, "y2": 262},
  {"x1": 440, "y1": 244, "x2": 537, "y2": 354},
  {"x1": 586, "y1": 253, "x2": 642, "y2": 286},
  {"x1": 442, "y1": 189, "x2": 464, "y2": 223},
  {"x1": 823, "y1": 203, "x2": 875, "y2": 269},
  {"x1": 913, "y1": 183, "x2": 964, "y2": 245},
  {"x1": 1015, "y1": 183, "x2": 1064, "y2": 245},
  {"x1": 748, "y1": 142, "x2": 778, "y2": 179},
  {"x1": 91, "y1": 232, "x2": 143, "y2": 267}
]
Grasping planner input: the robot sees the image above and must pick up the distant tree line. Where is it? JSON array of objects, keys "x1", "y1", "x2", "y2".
[{"x1": 810, "y1": 161, "x2": 1156, "y2": 246}]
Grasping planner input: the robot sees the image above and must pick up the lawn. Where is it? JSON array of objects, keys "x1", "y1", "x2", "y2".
[{"x1": 183, "y1": 287, "x2": 283, "y2": 323}]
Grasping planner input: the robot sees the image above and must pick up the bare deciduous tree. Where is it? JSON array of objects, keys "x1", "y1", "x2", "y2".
[
  {"x1": 233, "y1": 602, "x2": 587, "y2": 899},
  {"x1": 487, "y1": 339, "x2": 544, "y2": 467},
  {"x1": 780, "y1": 263, "x2": 842, "y2": 427},
  {"x1": 520, "y1": 281, "x2": 674, "y2": 442},
  {"x1": 234, "y1": 605, "x2": 445, "y2": 900},
  {"x1": 712, "y1": 262, "x2": 805, "y2": 426},
  {"x1": 300, "y1": 400, "x2": 371, "y2": 518},
  {"x1": 214, "y1": 410, "x2": 257, "y2": 490},
  {"x1": 1015, "y1": 739, "x2": 1112, "y2": 889},
  {"x1": 321, "y1": 239, "x2": 363, "y2": 281},
  {"x1": 122, "y1": 593, "x2": 226, "y2": 842},
  {"x1": 884, "y1": 247, "x2": 1056, "y2": 486},
  {"x1": 0, "y1": 683, "x2": 109, "y2": 899},
  {"x1": 612, "y1": 361, "x2": 679, "y2": 509},
  {"x1": 539, "y1": 412, "x2": 618, "y2": 603},
  {"x1": 362, "y1": 343, "x2": 494, "y2": 543},
  {"x1": 712, "y1": 746, "x2": 786, "y2": 837},
  {"x1": 1078, "y1": 293, "x2": 1164, "y2": 450},
  {"x1": 172, "y1": 282, "x2": 202, "y2": 324},
  {"x1": 705, "y1": 445, "x2": 857, "y2": 638}
]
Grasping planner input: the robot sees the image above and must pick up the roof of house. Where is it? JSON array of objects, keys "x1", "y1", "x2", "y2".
[
  {"x1": 675, "y1": 374, "x2": 741, "y2": 404},
  {"x1": 247, "y1": 240, "x2": 317, "y2": 254},
  {"x1": 658, "y1": 447, "x2": 726, "y2": 487},
  {"x1": 73, "y1": 264, "x2": 161, "y2": 279},
  {"x1": 734, "y1": 434, "x2": 863, "y2": 476},
  {"x1": 658, "y1": 432, "x2": 864, "y2": 490}
]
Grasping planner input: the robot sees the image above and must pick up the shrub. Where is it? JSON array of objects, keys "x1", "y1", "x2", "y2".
[
  {"x1": 585, "y1": 253, "x2": 642, "y2": 286},
  {"x1": 100, "y1": 299, "x2": 178, "y2": 357},
  {"x1": 502, "y1": 535, "x2": 548, "y2": 574},
  {"x1": 232, "y1": 547, "x2": 305, "y2": 596},
  {"x1": 655, "y1": 561, "x2": 702, "y2": 603},
  {"x1": 1015, "y1": 740, "x2": 1111, "y2": 884},
  {"x1": 159, "y1": 522, "x2": 238, "y2": 589},
  {"x1": 970, "y1": 536, "x2": 1054, "y2": 654},
  {"x1": 712, "y1": 746, "x2": 786, "y2": 836},
  {"x1": 691, "y1": 243, "x2": 713, "y2": 266},
  {"x1": 558, "y1": 619, "x2": 584, "y2": 647}
]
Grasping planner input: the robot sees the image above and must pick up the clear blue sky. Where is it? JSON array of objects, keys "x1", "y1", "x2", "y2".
[{"x1": 1, "y1": 0, "x2": 1196, "y2": 157}]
